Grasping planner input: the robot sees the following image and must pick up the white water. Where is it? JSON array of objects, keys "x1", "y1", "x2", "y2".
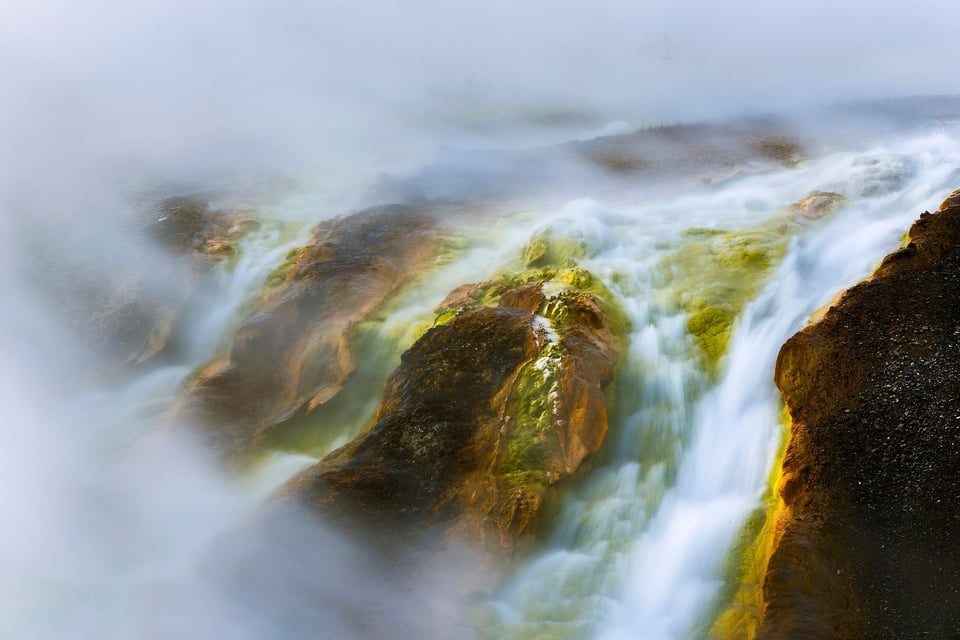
[
  {"x1": 3, "y1": 3, "x2": 960, "y2": 639},
  {"x1": 1, "y1": 121, "x2": 958, "y2": 640},
  {"x1": 2, "y1": 123, "x2": 959, "y2": 640},
  {"x1": 479, "y1": 131, "x2": 960, "y2": 640}
]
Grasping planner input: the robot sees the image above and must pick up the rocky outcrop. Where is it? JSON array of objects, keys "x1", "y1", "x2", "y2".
[
  {"x1": 787, "y1": 191, "x2": 846, "y2": 226},
  {"x1": 179, "y1": 205, "x2": 442, "y2": 455},
  {"x1": 760, "y1": 191, "x2": 960, "y2": 638},
  {"x1": 33, "y1": 194, "x2": 259, "y2": 370},
  {"x1": 151, "y1": 195, "x2": 260, "y2": 263},
  {"x1": 280, "y1": 273, "x2": 621, "y2": 553},
  {"x1": 103, "y1": 195, "x2": 261, "y2": 365}
]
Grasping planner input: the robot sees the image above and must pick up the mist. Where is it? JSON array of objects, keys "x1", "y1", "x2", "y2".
[
  {"x1": 1, "y1": 1, "x2": 959, "y2": 638},
  {"x1": 3, "y1": 0, "x2": 959, "y2": 191}
]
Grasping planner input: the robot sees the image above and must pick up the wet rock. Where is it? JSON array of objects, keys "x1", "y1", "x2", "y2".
[
  {"x1": 179, "y1": 205, "x2": 442, "y2": 455},
  {"x1": 110, "y1": 196, "x2": 259, "y2": 364},
  {"x1": 787, "y1": 191, "x2": 846, "y2": 226},
  {"x1": 31, "y1": 194, "x2": 261, "y2": 370},
  {"x1": 152, "y1": 195, "x2": 260, "y2": 263},
  {"x1": 280, "y1": 275, "x2": 620, "y2": 554},
  {"x1": 760, "y1": 195, "x2": 960, "y2": 638}
]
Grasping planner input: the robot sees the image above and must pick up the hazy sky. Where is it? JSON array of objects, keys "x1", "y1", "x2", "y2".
[{"x1": 2, "y1": 0, "x2": 958, "y2": 187}]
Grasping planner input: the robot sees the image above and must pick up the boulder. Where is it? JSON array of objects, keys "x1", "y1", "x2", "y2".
[
  {"x1": 179, "y1": 205, "x2": 442, "y2": 455},
  {"x1": 759, "y1": 192, "x2": 960, "y2": 638},
  {"x1": 280, "y1": 274, "x2": 621, "y2": 554},
  {"x1": 787, "y1": 191, "x2": 846, "y2": 226}
]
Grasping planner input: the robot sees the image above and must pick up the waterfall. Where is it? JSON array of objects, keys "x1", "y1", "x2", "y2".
[
  {"x1": 2, "y1": 12, "x2": 960, "y2": 624},
  {"x1": 481, "y1": 130, "x2": 960, "y2": 639},
  {"x1": 2, "y1": 120, "x2": 959, "y2": 639}
]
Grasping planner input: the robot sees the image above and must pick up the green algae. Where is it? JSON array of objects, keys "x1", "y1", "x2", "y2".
[
  {"x1": 499, "y1": 341, "x2": 566, "y2": 493},
  {"x1": 433, "y1": 264, "x2": 630, "y2": 341},
  {"x1": 687, "y1": 306, "x2": 734, "y2": 367},
  {"x1": 263, "y1": 242, "x2": 304, "y2": 298},
  {"x1": 664, "y1": 226, "x2": 788, "y2": 378}
]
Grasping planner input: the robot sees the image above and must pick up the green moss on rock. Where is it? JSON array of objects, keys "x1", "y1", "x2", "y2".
[
  {"x1": 499, "y1": 341, "x2": 565, "y2": 492},
  {"x1": 263, "y1": 246, "x2": 302, "y2": 295},
  {"x1": 522, "y1": 227, "x2": 592, "y2": 268},
  {"x1": 687, "y1": 305, "x2": 734, "y2": 366},
  {"x1": 663, "y1": 227, "x2": 787, "y2": 377}
]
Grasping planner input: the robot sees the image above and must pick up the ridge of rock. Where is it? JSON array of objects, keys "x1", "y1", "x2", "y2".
[
  {"x1": 179, "y1": 204, "x2": 441, "y2": 455},
  {"x1": 760, "y1": 190, "x2": 960, "y2": 638}
]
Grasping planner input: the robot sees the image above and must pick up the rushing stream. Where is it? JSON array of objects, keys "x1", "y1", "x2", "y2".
[
  {"x1": 474, "y1": 129, "x2": 960, "y2": 639},
  {"x1": 3, "y1": 119, "x2": 959, "y2": 640},
  {"x1": 4, "y1": 8, "x2": 960, "y2": 637}
]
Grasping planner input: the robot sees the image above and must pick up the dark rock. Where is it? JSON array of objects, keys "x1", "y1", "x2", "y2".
[
  {"x1": 280, "y1": 277, "x2": 620, "y2": 554},
  {"x1": 760, "y1": 192, "x2": 960, "y2": 639}
]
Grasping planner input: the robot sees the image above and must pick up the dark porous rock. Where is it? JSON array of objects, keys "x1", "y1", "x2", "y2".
[
  {"x1": 179, "y1": 205, "x2": 441, "y2": 455},
  {"x1": 280, "y1": 278, "x2": 619, "y2": 554},
  {"x1": 761, "y1": 191, "x2": 960, "y2": 639}
]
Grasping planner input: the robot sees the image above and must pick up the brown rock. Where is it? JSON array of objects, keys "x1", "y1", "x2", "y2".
[
  {"x1": 939, "y1": 187, "x2": 960, "y2": 211},
  {"x1": 36, "y1": 194, "x2": 261, "y2": 371},
  {"x1": 761, "y1": 196, "x2": 960, "y2": 638},
  {"x1": 788, "y1": 191, "x2": 846, "y2": 226},
  {"x1": 179, "y1": 205, "x2": 441, "y2": 455},
  {"x1": 153, "y1": 195, "x2": 260, "y2": 261},
  {"x1": 280, "y1": 279, "x2": 619, "y2": 554}
]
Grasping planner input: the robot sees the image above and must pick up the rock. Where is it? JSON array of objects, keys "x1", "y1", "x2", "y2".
[
  {"x1": 30, "y1": 194, "x2": 261, "y2": 371},
  {"x1": 759, "y1": 195, "x2": 960, "y2": 638},
  {"x1": 280, "y1": 273, "x2": 621, "y2": 554},
  {"x1": 179, "y1": 204, "x2": 442, "y2": 456},
  {"x1": 153, "y1": 195, "x2": 260, "y2": 262},
  {"x1": 939, "y1": 188, "x2": 960, "y2": 210},
  {"x1": 787, "y1": 191, "x2": 846, "y2": 225},
  {"x1": 109, "y1": 195, "x2": 259, "y2": 364}
]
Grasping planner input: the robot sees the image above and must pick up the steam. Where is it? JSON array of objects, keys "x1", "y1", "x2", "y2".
[
  {"x1": 1, "y1": 1, "x2": 958, "y2": 639},
  {"x1": 3, "y1": 0, "x2": 958, "y2": 195}
]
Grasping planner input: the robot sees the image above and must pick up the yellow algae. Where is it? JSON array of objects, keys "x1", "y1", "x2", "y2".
[
  {"x1": 522, "y1": 227, "x2": 592, "y2": 268},
  {"x1": 663, "y1": 227, "x2": 787, "y2": 377},
  {"x1": 708, "y1": 406, "x2": 791, "y2": 640}
]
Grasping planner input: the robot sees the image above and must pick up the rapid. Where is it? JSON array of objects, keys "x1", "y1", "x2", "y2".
[{"x1": 3, "y1": 3, "x2": 960, "y2": 639}]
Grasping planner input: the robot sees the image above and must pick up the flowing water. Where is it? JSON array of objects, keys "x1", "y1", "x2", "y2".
[
  {"x1": 474, "y1": 129, "x2": 960, "y2": 640},
  {"x1": 3, "y1": 58, "x2": 960, "y2": 638}
]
